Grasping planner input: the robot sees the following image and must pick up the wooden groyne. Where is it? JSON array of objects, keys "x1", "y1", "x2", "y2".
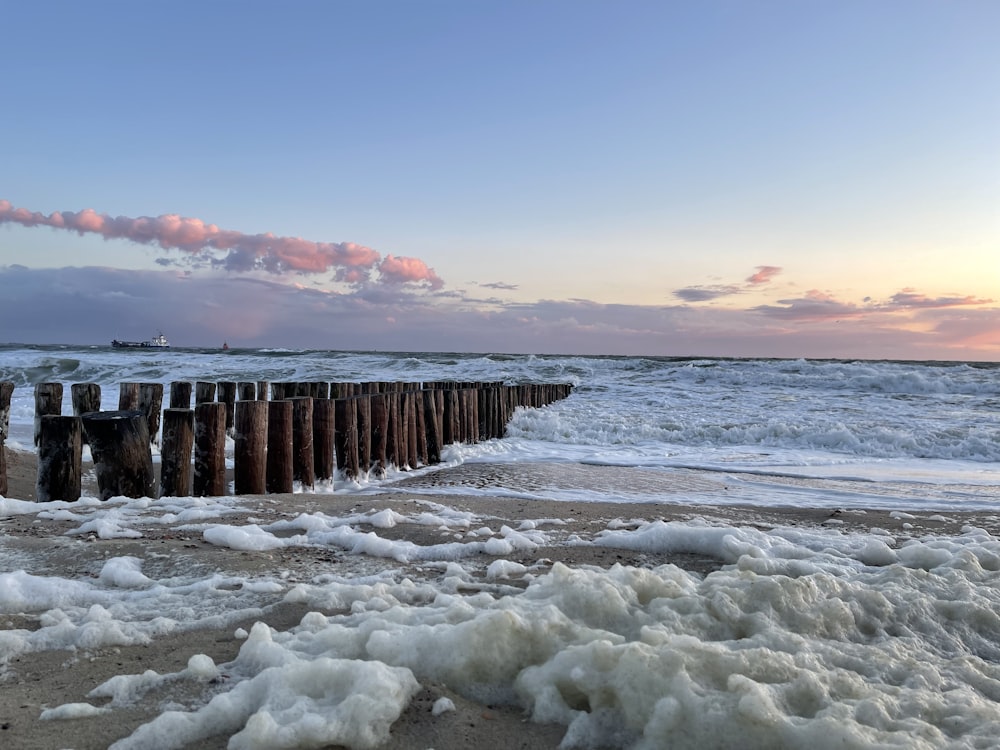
[{"x1": 0, "y1": 379, "x2": 573, "y2": 501}]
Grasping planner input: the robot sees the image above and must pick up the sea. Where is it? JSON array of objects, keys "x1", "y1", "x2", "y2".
[
  {"x1": 3, "y1": 343, "x2": 1000, "y2": 511},
  {"x1": 3, "y1": 344, "x2": 1000, "y2": 748}
]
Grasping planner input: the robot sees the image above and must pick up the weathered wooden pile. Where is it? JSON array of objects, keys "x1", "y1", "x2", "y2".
[{"x1": 0, "y1": 379, "x2": 573, "y2": 502}]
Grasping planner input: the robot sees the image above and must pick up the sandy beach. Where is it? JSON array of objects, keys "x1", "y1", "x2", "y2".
[{"x1": 3, "y1": 444, "x2": 999, "y2": 750}]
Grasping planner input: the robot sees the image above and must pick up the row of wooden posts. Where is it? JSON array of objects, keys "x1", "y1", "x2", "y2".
[{"x1": 0, "y1": 380, "x2": 572, "y2": 502}]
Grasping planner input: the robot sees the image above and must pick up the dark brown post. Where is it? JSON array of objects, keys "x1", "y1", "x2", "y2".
[
  {"x1": 256, "y1": 381, "x2": 270, "y2": 401},
  {"x1": 34, "y1": 383, "x2": 63, "y2": 446},
  {"x1": 139, "y1": 383, "x2": 164, "y2": 446},
  {"x1": 311, "y1": 382, "x2": 330, "y2": 399},
  {"x1": 237, "y1": 382, "x2": 256, "y2": 401},
  {"x1": 331, "y1": 382, "x2": 356, "y2": 399},
  {"x1": 386, "y1": 391, "x2": 402, "y2": 468},
  {"x1": 422, "y1": 390, "x2": 442, "y2": 464},
  {"x1": 260, "y1": 400, "x2": 295, "y2": 493},
  {"x1": 71, "y1": 383, "x2": 102, "y2": 417},
  {"x1": 71, "y1": 383, "x2": 101, "y2": 446},
  {"x1": 234, "y1": 400, "x2": 268, "y2": 495},
  {"x1": 291, "y1": 397, "x2": 315, "y2": 489},
  {"x1": 404, "y1": 391, "x2": 419, "y2": 469},
  {"x1": 170, "y1": 381, "x2": 192, "y2": 409},
  {"x1": 313, "y1": 398, "x2": 335, "y2": 482},
  {"x1": 0, "y1": 437, "x2": 6, "y2": 497},
  {"x1": 0, "y1": 381, "x2": 14, "y2": 442},
  {"x1": 118, "y1": 382, "x2": 140, "y2": 410},
  {"x1": 442, "y1": 388, "x2": 459, "y2": 446},
  {"x1": 266, "y1": 400, "x2": 294, "y2": 494},
  {"x1": 356, "y1": 394, "x2": 371, "y2": 475},
  {"x1": 466, "y1": 388, "x2": 478, "y2": 443},
  {"x1": 478, "y1": 386, "x2": 491, "y2": 439},
  {"x1": 193, "y1": 402, "x2": 226, "y2": 496},
  {"x1": 36, "y1": 415, "x2": 82, "y2": 502},
  {"x1": 370, "y1": 393, "x2": 389, "y2": 478},
  {"x1": 334, "y1": 398, "x2": 359, "y2": 480},
  {"x1": 160, "y1": 408, "x2": 194, "y2": 497},
  {"x1": 414, "y1": 389, "x2": 428, "y2": 465},
  {"x1": 82, "y1": 410, "x2": 155, "y2": 500},
  {"x1": 217, "y1": 381, "x2": 237, "y2": 436},
  {"x1": 195, "y1": 381, "x2": 217, "y2": 404}
]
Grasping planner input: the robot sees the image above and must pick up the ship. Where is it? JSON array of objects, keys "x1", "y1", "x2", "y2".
[{"x1": 111, "y1": 332, "x2": 170, "y2": 349}]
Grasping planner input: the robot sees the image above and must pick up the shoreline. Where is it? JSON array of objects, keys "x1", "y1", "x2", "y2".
[{"x1": 3, "y1": 444, "x2": 999, "y2": 749}]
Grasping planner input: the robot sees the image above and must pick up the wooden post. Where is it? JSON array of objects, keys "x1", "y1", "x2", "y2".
[
  {"x1": 266, "y1": 400, "x2": 294, "y2": 493},
  {"x1": 36, "y1": 415, "x2": 82, "y2": 502},
  {"x1": 386, "y1": 391, "x2": 402, "y2": 468},
  {"x1": 119, "y1": 382, "x2": 140, "y2": 410},
  {"x1": 404, "y1": 391, "x2": 419, "y2": 469},
  {"x1": 218, "y1": 381, "x2": 237, "y2": 436},
  {"x1": 193, "y1": 402, "x2": 226, "y2": 496},
  {"x1": 422, "y1": 390, "x2": 441, "y2": 464},
  {"x1": 370, "y1": 393, "x2": 389, "y2": 478},
  {"x1": 313, "y1": 398, "x2": 335, "y2": 482},
  {"x1": 237, "y1": 382, "x2": 256, "y2": 401},
  {"x1": 442, "y1": 388, "x2": 458, "y2": 446},
  {"x1": 160, "y1": 408, "x2": 194, "y2": 497},
  {"x1": 234, "y1": 400, "x2": 268, "y2": 495},
  {"x1": 170, "y1": 381, "x2": 192, "y2": 409},
  {"x1": 34, "y1": 382, "x2": 63, "y2": 446},
  {"x1": 195, "y1": 381, "x2": 217, "y2": 404},
  {"x1": 334, "y1": 398, "x2": 359, "y2": 480},
  {"x1": 81, "y1": 410, "x2": 155, "y2": 501},
  {"x1": 414, "y1": 389, "x2": 428, "y2": 465},
  {"x1": 291, "y1": 397, "x2": 315, "y2": 489},
  {"x1": 256, "y1": 381, "x2": 270, "y2": 401},
  {"x1": 71, "y1": 383, "x2": 102, "y2": 417},
  {"x1": 477, "y1": 387, "x2": 489, "y2": 441},
  {"x1": 139, "y1": 383, "x2": 164, "y2": 446},
  {"x1": 0, "y1": 381, "x2": 14, "y2": 442},
  {"x1": 356, "y1": 394, "x2": 372, "y2": 475},
  {"x1": 0, "y1": 437, "x2": 6, "y2": 497},
  {"x1": 70, "y1": 383, "x2": 101, "y2": 446}
]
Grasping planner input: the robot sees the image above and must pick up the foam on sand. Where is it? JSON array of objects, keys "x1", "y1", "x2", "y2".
[{"x1": 3, "y1": 489, "x2": 1000, "y2": 748}]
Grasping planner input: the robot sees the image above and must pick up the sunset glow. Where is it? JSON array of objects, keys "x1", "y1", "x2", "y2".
[{"x1": 1, "y1": 1, "x2": 997, "y2": 359}]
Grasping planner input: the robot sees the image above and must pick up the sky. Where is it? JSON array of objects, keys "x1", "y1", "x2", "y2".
[{"x1": 1, "y1": 0, "x2": 998, "y2": 359}]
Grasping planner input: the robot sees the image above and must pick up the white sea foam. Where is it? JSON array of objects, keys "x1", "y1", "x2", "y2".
[{"x1": 3, "y1": 489, "x2": 1000, "y2": 748}]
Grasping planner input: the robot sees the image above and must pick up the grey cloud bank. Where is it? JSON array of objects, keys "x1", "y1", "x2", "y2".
[{"x1": 2, "y1": 265, "x2": 996, "y2": 360}]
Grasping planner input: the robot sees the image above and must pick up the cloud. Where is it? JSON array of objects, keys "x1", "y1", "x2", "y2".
[
  {"x1": 478, "y1": 281, "x2": 519, "y2": 291},
  {"x1": 752, "y1": 286, "x2": 995, "y2": 324},
  {"x1": 675, "y1": 265, "x2": 784, "y2": 303},
  {"x1": 752, "y1": 289, "x2": 866, "y2": 320},
  {"x1": 2, "y1": 265, "x2": 999, "y2": 360},
  {"x1": 377, "y1": 254, "x2": 443, "y2": 290},
  {"x1": 886, "y1": 290, "x2": 993, "y2": 309},
  {"x1": 747, "y1": 266, "x2": 782, "y2": 285},
  {"x1": 0, "y1": 199, "x2": 443, "y2": 288},
  {"x1": 673, "y1": 285, "x2": 742, "y2": 302}
]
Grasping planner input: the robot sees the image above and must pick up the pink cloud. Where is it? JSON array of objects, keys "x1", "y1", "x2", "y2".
[
  {"x1": 377, "y1": 254, "x2": 444, "y2": 289},
  {"x1": 0, "y1": 199, "x2": 439, "y2": 286},
  {"x1": 746, "y1": 265, "x2": 782, "y2": 285}
]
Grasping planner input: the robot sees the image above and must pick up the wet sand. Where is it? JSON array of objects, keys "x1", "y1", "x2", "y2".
[{"x1": 3, "y1": 445, "x2": 998, "y2": 749}]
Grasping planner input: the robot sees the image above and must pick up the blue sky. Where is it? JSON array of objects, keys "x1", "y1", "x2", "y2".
[{"x1": 2, "y1": 0, "x2": 998, "y2": 357}]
